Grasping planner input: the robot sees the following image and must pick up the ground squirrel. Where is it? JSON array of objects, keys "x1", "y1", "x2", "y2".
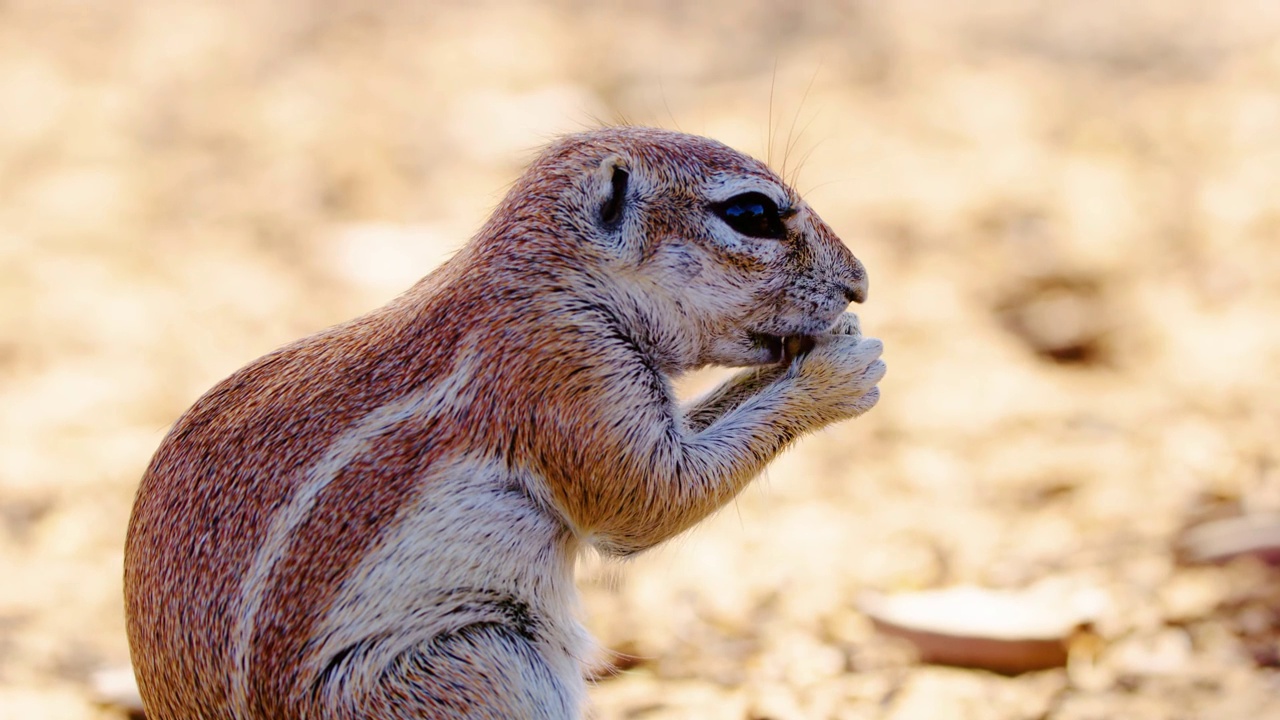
[{"x1": 124, "y1": 126, "x2": 886, "y2": 719}]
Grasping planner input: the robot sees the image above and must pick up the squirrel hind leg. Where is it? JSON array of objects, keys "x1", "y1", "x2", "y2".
[{"x1": 351, "y1": 625, "x2": 580, "y2": 720}]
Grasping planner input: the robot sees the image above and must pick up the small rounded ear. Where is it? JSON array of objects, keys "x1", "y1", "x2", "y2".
[
  {"x1": 591, "y1": 154, "x2": 632, "y2": 249},
  {"x1": 596, "y1": 154, "x2": 630, "y2": 231}
]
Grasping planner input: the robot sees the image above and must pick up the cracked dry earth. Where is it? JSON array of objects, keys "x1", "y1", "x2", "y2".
[{"x1": 3, "y1": 1, "x2": 1280, "y2": 718}]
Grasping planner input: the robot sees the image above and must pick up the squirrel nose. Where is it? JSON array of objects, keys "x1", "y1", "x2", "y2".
[{"x1": 842, "y1": 257, "x2": 869, "y2": 304}]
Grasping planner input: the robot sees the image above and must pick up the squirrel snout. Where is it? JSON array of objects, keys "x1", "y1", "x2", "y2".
[
  {"x1": 843, "y1": 279, "x2": 867, "y2": 304},
  {"x1": 841, "y1": 258, "x2": 869, "y2": 304}
]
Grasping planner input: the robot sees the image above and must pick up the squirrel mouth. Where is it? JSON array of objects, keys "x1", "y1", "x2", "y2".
[{"x1": 750, "y1": 333, "x2": 816, "y2": 364}]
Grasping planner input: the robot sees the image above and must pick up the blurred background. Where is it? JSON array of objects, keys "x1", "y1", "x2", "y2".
[{"x1": 3, "y1": 0, "x2": 1280, "y2": 717}]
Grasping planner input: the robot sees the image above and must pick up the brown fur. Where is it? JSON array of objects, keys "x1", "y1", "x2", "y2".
[{"x1": 125, "y1": 127, "x2": 885, "y2": 719}]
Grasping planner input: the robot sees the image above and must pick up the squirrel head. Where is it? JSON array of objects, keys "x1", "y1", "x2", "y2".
[{"x1": 479, "y1": 126, "x2": 868, "y2": 371}]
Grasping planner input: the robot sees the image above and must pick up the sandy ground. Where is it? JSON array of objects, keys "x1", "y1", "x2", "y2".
[{"x1": 3, "y1": 1, "x2": 1280, "y2": 717}]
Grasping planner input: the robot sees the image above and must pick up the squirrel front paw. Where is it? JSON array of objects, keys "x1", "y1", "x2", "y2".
[
  {"x1": 827, "y1": 311, "x2": 863, "y2": 339},
  {"x1": 787, "y1": 317, "x2": 885, "y2": 421},
  {"x1": 781, "y1": 312, "x2": 862, "y2": 363}
]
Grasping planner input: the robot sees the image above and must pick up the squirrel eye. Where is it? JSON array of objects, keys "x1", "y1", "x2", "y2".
[{"x1": 710, "y1": 192, "x2": 787, "y2": 239}]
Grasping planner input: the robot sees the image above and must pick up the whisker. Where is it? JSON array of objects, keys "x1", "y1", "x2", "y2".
[
  {"x1": 789, "y1": 133, "x2": 827, "y2": 189},
  {"x1": 799, "y1": 176, "x2": 856, "y2": 200},
  {"x1": 767, "y1": 58, "x2": 779, "y2": 168},
  {"x1": 782, "y1": 65, "x2": 821, "y2": 181},
  {"x1": 659, "y1": 78, "x2": 681, "y2": 132}
]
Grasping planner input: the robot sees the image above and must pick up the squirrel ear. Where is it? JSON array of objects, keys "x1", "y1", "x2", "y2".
[
  {"x1": 596, "y1": 155, "x2": 630, "y2": 231},
  {"x1": 593, "y1": 155, "x2": 644, "y2": 258}
]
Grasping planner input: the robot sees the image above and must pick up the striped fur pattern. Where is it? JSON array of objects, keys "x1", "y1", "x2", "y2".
[{"x1": 124, "y1": 127, "x2": 886, "y2": 719}]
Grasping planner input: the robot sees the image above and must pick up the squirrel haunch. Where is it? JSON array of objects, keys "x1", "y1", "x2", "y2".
[{"x1": 124, "y1": 126, "x2": 886, "y2": 719}]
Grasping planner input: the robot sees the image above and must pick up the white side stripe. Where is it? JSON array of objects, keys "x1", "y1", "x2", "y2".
[{"x1": 229, "y1": 353, "x2": 476, "y2": 714}]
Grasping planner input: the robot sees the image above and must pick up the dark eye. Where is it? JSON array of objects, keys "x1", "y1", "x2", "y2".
[{"x1": 710, "y1": 192, "x2": 787, "y2": 239}]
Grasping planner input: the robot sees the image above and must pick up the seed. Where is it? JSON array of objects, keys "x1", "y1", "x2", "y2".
[{"x1": 784, "y1": 335, "x2": 815, "y2": 362}]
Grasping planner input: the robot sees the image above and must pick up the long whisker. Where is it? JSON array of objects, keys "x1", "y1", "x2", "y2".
[
  {"x1": 789, "y1": 130, "x2": 827, "y2": 189},
  {"x1": 782, "y1": 65, "x2": 821, "y2": 181},
  {"x1": 799, "y1": 176, "x2": 855, "y2": 200},
  {"x1": 659, "y1": 78, "x2": 681, "y2": 132},
  {"x1": 767, "y1": 58, "x2": 779, "y2": 168}
]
